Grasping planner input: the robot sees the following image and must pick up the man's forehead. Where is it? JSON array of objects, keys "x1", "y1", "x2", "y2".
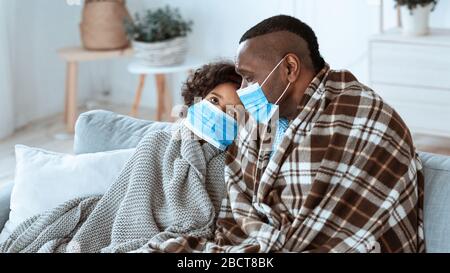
[
  {"x1": 235, "y1": 38, "x2": 271, "y2": 71},
  {"x1": 235, "y1": 42, "x2": 253, "y2": 67}
]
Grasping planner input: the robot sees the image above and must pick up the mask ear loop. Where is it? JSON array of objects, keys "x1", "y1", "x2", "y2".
[
  {"x1": 252, "y1": 79, "x2": 292, "y2": 203},
  {"x1": 275, "y1": 81, "x2": 291, "y2": 105},
  {"x1": 260, "y1": 56, "x2": 287, "y2": 88},
  {"x1": 250, "y1": 55, "x2": 289, "y2": 202}
]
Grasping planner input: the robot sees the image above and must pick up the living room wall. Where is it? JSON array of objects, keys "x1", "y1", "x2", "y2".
[{"x1": 4, "y1": 0, "x2": 450, "y2": 133}]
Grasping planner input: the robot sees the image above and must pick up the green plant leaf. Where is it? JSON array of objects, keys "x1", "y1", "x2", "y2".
[{"x1": 124, "y1": 5, "x2": 193, "y2": 43}]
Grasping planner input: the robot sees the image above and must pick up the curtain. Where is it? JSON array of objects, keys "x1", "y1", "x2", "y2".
[{"x1": 0, "y1": 0, "x2": 15, "y2": 139}]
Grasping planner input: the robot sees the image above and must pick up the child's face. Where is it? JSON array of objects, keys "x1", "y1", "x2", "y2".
[{"x1": 204, "y1": 83, "x2": 242, "y2": 114}]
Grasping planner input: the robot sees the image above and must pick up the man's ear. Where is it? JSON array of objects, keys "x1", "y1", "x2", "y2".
[{"x1": 285, "y1": 53, "x2": 301, "y2": 83}]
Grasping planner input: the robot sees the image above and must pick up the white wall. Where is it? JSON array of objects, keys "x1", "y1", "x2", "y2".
[
  {"x1": 294, "y1": 0, "x2": 381, "y2": 83},
  {"x1": 4, "y1": 0, "x2": 450, "y2": 134},
  {"x1": 0, "y1": 0, "x2": 15, "y2": 139},
  {"x1": 110, "y1": 0, "x2": 450, "y2": 110},
  {"x1": 430, "y1": 0, "x2": 450, "y2": 26},
  {"x1": 109, "y1": 0, "x2": 296, "y2": 109},
  {"x1": 8, "y1": 0, "x2": 106, "y2": 128}
]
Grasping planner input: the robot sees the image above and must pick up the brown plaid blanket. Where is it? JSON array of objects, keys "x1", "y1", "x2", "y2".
[{"x1": 138, "y1": 64, "x2": 425, "y2": 253}]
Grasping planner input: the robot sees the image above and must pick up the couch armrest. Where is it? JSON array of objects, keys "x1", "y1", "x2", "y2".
[
  {"x1": 74, "y1": 110, "x2": 174, "y2": 154},
  {"x1": 0, "y1": 181, "x2": 13, "y2": 231}
]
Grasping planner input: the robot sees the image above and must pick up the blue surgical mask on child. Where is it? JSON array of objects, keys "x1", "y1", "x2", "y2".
[
  {"x1": 237, "y1": 56, "x2": 291, "y2": 124},
  {"x1": 184, "y1": 100, "x2": 238, "y2": 151}
]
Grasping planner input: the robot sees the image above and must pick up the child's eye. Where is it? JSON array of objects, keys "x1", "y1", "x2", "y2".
[{"x1": 209, "y1": 97, "x2": 219, "y2": 105}]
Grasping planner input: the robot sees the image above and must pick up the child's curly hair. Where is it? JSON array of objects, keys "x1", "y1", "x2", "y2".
[{"x1": 182, "y1": 61, "x2": 242, "y2": 106}]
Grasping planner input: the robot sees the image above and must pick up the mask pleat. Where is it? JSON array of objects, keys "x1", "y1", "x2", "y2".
[{"x1": 185, "y1": 101, "x2": 238, "y2": 150}]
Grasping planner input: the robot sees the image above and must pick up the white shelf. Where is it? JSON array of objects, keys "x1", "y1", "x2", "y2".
[
  {"x1": 369, "y1": 27, "x2": 450, "y2": 137},
  {"x1": 371, "y1": 28, "x2": 450, "y2": 47},
  {"x1": 127, "y1": 55, "x2": 205, "y2": 75}
]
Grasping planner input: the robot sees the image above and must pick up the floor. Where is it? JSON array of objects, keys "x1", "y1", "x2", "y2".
[
  {"x1": 413, "y1": 133, "x2": 450, "y2": 156},
  {"x1": 1, "y1": 105, "x2": 450, "y2": 188}
]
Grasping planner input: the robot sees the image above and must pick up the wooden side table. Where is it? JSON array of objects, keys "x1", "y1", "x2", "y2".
[
  {"x1": 127, "y1": 56, "x2": 204, "y2": 121},
  {"x1": 58, "y1": 47, "x2": 133, "y2": 133}
]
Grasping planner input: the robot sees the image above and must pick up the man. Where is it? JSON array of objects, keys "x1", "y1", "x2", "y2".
[
  {"x1": 138, "y1": 15, "x2": 425, "y2": 253},
  {"x1": 224, "y1": 15, "x2": 425, "y2": 253}
]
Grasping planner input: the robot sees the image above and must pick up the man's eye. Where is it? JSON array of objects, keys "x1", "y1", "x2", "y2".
[{"x1": 245, "y1": 77, "x2": 253, "y2": 83}]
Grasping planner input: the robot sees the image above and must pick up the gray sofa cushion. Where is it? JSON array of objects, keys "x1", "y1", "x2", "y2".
[
  {"x1": 74, "y1": 110, "x2": 174, "y2": 154},
  {"x1": 420, "y1": 151, "x2": 450, "y2": 253}
]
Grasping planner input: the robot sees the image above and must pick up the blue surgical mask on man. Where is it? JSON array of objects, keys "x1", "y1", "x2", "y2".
[
  {"x1": 237, "y1": 56, "x2": 291, "y2": 125},
  {"x1": 237, "y1": 57, "x2": 292, "y2": 159},
  {"x1": 271, "y1": 117, "x2": 289, "y2": 158},
  {"x1": 184, "y1": 100, "x2": 238, "y2": 151}
]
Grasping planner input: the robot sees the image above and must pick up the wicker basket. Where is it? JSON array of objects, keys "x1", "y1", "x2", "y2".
[
  {"x1": 80, "y1": 0, "x2": 131, "y2": 50},
  {"x1": 132, "y1": 37, "x2": 188, "y2": 66}
]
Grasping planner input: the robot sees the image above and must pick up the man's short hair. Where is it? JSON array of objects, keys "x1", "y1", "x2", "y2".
[{"x1": 240, "y1": 15, "x2": 325, "y2": 73}]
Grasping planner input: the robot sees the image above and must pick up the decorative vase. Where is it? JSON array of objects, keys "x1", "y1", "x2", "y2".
[
  {"x1": 132, "y1": 37, "x2": 189, "y2": 66},
  {"x1": 80, "y1": 0, "x2": 131, "y2": 51},
  {"x1": 400, "y1": 3, "x2": 433, "y2": 36}
]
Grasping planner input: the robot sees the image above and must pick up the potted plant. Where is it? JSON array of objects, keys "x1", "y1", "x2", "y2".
[
  {"x1": 80, "y1": 0, "x2": 131, "y2": 50},
  {"x1": 395, "y1": 0, "x2": 439, "y2": 36},
  {"x1": 124, "y1": 6, "x2": 193, "y2": 66}
]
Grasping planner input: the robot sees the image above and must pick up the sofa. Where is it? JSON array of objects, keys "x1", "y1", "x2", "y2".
[{"x1": 0, "y1": 110, "x2": 449, "y2": 252}]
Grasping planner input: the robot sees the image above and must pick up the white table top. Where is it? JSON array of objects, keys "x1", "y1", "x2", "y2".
[
  {"x1": 127, "y1": 55, "x2": 205, "y2": 75},
  {"x1": 58, "y1": 47, "x2": 133, "y2": 62}
]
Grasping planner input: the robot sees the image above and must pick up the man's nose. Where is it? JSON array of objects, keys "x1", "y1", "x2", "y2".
[{"x1": 240, "y1": 81, "x2": 249, "y2": 89}]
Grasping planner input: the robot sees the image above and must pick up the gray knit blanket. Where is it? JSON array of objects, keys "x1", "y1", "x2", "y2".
[{"x1": 0, "y1": 125, "x2": 226, "y2": 253}]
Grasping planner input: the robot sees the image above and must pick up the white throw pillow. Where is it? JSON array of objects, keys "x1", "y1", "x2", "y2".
[{"x1": 0, "y1": 145, "x2": 135, "y2": 242}]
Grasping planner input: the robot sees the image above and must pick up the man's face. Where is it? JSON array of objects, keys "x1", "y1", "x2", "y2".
[{"x1": 235, "y1": 39, "x2": 288, "y2": 104}]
